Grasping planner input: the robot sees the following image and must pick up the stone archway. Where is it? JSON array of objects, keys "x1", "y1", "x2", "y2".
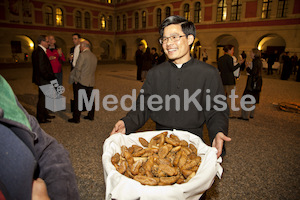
[
  {"x1": 215, "y1": 34, "x2": 239, "y2": 60},
  {"x1": 10, "y1": 35, "x2": 35, "y2": 63},
  {"x1": 100, "y1": 40, "x2": 112, "y2": 60},
  {"x1": 136, "y1": 38, "x2": 148, "y2": 52},
  {"x1": 256, "y1": 34, "x2": 286, "y2": 58},
  {"x1": 192, "y1": 38, "x2": 201, "y2": 60}
]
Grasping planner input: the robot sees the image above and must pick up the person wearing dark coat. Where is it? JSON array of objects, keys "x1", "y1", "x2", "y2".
[
  {"x1": 111, "y1": 15, "x2": 231, "y2": 159},
  {"x1": 239, "y1": 48, "x2": 262, "y2": 120},
  {"x1": 32, "y1": 35, "x2": 56, "y2": 123},
  {"x1": 296, "y1": 59, "x2": 300, "y2": 82},
  {"x1": 240, "y1": 51, "x2": 247, "y2": 71},
  {"x1": 0, "y1": 75, "x2": 79, "y2": 200},
  {"x1": 267, "y1": 50, "x2": 278, "y2": 75},
  {"x1": 135, "y1": 44, "x2": 144, "y2": 80},
  {"x1": 217, "y1": 45, "x2": 241, "y2": 96},
  {"x1": 217, "y1": 45, "x2": 242, "y2": 118},
  {"x1": 281, "y1": 52, "x2": 292, "y2": 80},
  {"x1": 291, "y1": 53, "x2": 298, "y2": 75},
  {"x1": 157, "y1": 49, "x2": 166, "y2": 64},
  {"x1": 141, "y1": 47, "x2": 153, "y2": 82}
]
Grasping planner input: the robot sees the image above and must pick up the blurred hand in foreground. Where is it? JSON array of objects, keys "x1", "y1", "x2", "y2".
[
  {"x1": 212, "y1": 132, "x2": 232, "y2": 158},
  {"x1": 110, "y1": 120, "x2": 126, "y2": 135},
  {"x1": 32, "y1": 178, "x2": 50, "y2": 200}
]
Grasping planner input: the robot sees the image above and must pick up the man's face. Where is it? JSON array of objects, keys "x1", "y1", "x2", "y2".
[
  {"x1": 228, "y1": 47, "x2": 234, "y2": 56},
  {"x1": 49, "y1": 36, "x2": 56, "y2": 46},
  {"x1": 72, "y1": 35, "x2": 80, "y2": 46},
  {"x1": 162, "y1": 24, "x2": 193, "y2": 64},
  {"x1": 41, "y1": 37, "x2": 49, "y2": 49},
  {"x1": 80, "y1": 42, "x2": 84, "y2": 52}
]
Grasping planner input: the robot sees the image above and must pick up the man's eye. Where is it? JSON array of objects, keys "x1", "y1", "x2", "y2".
[{"x1": 171, "y1": 36, "x2": 177, "y2": 40}]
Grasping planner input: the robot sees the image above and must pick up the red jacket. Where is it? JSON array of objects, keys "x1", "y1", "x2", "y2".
[{"x1": 46, "y1": 48, "x2": 66, "y2": 73}]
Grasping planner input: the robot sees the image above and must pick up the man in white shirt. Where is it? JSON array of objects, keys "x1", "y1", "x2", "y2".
[
  {"x1": 70, "y1": 33, "x2": 81, "y2": 71},
  {"x1": 69, "y1": 33, "x2": 81, "y2": 113}
]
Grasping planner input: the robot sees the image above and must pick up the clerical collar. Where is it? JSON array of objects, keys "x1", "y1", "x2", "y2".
[
  {"x1": 175, "y1": 63, "x2": 183, "y2": 68},
  {"x1": 170, "y1": 58, "x2": 193, "y2": 69}
]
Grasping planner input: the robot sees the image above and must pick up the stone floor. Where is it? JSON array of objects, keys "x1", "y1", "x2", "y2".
[{"x1": 1, "y1": 63, "x2": 299, "y2": 200}]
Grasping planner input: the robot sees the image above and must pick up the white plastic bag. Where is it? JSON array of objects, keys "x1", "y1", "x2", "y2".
[{"x1": 102, "y1": 130, "x2": 223, "y2": 200}]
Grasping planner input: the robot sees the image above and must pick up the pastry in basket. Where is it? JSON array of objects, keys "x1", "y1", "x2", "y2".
[{"x1": 111, "y1": 132, "x2": 202, "y2": 186}]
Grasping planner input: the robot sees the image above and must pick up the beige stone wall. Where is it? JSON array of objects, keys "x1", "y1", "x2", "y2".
[{"x1": 0, "y1": 0, "x2": 299, "y2": 63}]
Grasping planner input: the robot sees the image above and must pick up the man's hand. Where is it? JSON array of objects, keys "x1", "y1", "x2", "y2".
[
  {"x1": 32, "y1": 178, "x2": 50, "y2": 200},
  {"x1": 238, "y1": 58, "x2": 244, "y2": 65},
  {"x1": 212, "y1": 132, "x2": 232, "y2": 158},
  {"x1": 110, "y1": 120, "x2": 126, "y2": 135},
  {"x1": 49, "y1": 56, "x2": 56, "y2": 60}
]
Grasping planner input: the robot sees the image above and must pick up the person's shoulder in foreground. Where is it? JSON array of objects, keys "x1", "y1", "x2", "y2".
[{"x1": 0, "y1": 75, "x2": 79, "y2": 200}]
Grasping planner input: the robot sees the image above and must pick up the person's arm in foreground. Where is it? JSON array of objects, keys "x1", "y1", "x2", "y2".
[{"x1": 204, "y1": 68, "x2": 231, "y2": 157}]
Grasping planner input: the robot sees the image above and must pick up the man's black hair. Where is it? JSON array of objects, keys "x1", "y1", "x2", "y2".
[
  {"x1": 223, "y1": 45, "x2": 234, "y2": 53},
  {"x1": 72, "y1": 33, "x2": 81, "y2": 38},
  {"x1": 151, "y1": 47, "x2": 157, "y2": 51},
  {"x1": 159, "y1": 15, "x2": 196, "y2": 39},
  {"x1": 37, "y1": 35, "x2": 47, "y2": 44}
]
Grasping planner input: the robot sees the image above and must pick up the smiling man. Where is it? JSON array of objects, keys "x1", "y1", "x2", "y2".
[{"x1": 111, "y1": 15, "x2": 231, "y2": 158}]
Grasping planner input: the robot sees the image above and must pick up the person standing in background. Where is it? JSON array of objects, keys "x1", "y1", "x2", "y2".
[
  {"x1": 135, "y1": 44, "x2": 144, "y2": 81},
  {"x1": 70, "y1": 33, "x2": 81, "y2": 71},
  {"x1": 141, "y1": 47, "x2": 152, "y2": 82},
  {"x1": 46, "y1": 35, "x2": 65, "y2": 86},
  {"x1": 151, "y1": 47, "x2": 159, "y2": 67},
  {"x1": 240, "y1": 51, "x2": 247, "y2": 71},
  {"x1": 69, "y1": 33, "x2": 81, "y2": 113},
  {"x1": 32, "y1": 35, "x2": 56, "y2": 123},
  {"x1": 217, "y1": 45, "x2": 243, "y2": 118},
  {"x1": 157, "y1": 48, "x2": 166, "y2": 64},
  {"x1": 281, "y1": 52, "x2": 292, "y2": 80},
  {"x1": 278, "y1": 51, "x2": 285, "y2": 75},
  {"x1": 202, "y1": 48, "x2": 208, "y2": 63},
  {"x1": 239, "y1": 48, "x2": 263, "y2": 120},
  {"x1": 267, "y1": 50, "x2": 278, "y2": 75},
  {"x1": 291, "y1": 53, "x2": 298, "y2": 75},
  {"x1": 68, "y1": 40, "x2": 97, "y2": 123}
]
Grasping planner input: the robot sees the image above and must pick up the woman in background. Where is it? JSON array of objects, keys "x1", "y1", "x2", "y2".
[{"x1": 239, "y1": 48, "x2": 263, "y2": 120}]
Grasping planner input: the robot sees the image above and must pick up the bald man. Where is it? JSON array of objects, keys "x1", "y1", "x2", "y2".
[{"x1": 68, "y1": 40, "x2": 97, "y2": 123}]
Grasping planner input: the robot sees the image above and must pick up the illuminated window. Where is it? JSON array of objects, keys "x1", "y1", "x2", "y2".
[
  {"x1": 165, "y1": 7, "x2": 171, "y2": 18},
  {"x1": 184, "y1": 4, "x2": 190, "y2": 20},
  {"x1": 101, "y1": 15, "x2": 106, "y2": 30},
  {"x1": 45, "y1": 6, "x2": 53, "y2": 25},
  {"x1": 142, "y1": 11, "x2": 146, "y2": 28},
  {"x1": 157, "y1": 8, "x2": 161, "y2": 27},
  {"x1": 262, "y1": 0, "x2": 272, "y2": 19},
  {"x1": 277, "y1": 0, "x2": 288, "y2": 18},
  {"x1": 135, "y1": 12, "x2": 139, "y2": 29},
  {"x1": 123, "y1": 14, "x2": 126, "y2": 30},
  {"x1": 194, "y1": 2, "x2": 201, "y2": 23},
  {"x1": 75, "y1": 11, "x2": 82, "y2": 28},
  {"x1": 56, "y1": 8, "x2": 63, "y2": 26},
  {"x1": 84, "y1": 12, "x2": 91, "y2": 29},
  {"x1": 217, "y1": 0, "x2": 227, "y2": 22},
  {"x1": 231, "y1": 0, "x2": 242, "y2": 21},
  {"x1": 108, "y1": 15, "x2": 112, "y2": 31}
]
